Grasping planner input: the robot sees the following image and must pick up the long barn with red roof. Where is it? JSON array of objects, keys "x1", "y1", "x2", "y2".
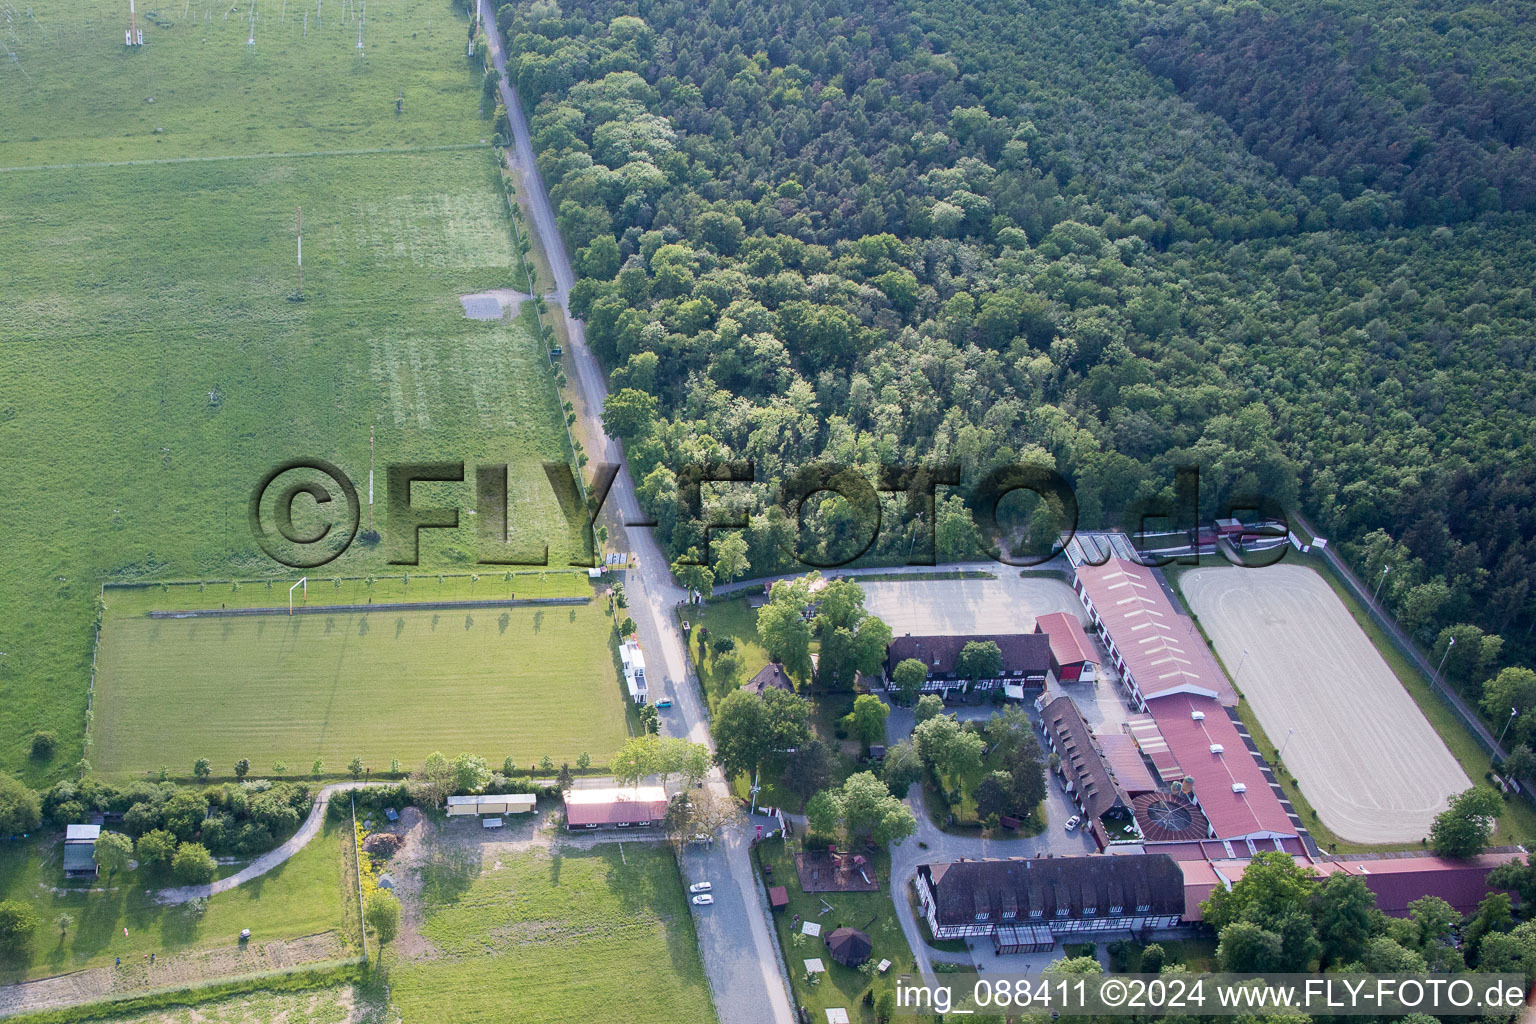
[{"x1": 1068, "y1": 544, "x2": 1298, "y2": 844}]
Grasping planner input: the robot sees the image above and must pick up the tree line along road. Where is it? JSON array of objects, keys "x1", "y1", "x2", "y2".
[{"x1": 476, "y1": 5, "x2": 796, "y2": 1023}]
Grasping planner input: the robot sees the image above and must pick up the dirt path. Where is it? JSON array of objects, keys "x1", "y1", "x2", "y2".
[{"x1": 156, "y1": 782, "x2": 390, "y2": 905}]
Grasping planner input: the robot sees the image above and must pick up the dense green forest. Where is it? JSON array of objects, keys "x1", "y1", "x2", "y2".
[{"x1": 496, "y1": 0, "x2": 1536, "y2": 681}]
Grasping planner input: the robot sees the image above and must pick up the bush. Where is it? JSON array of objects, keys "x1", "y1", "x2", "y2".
[
  {"x1": 365, "y1": 890, "x2": 401, "y2": 943},
  {"x1": 0, "y1": 900, "x2": 39, "y2": 956},
  {"x1": 0, "y1": 773, "x2": 42, "y2": 837},
  {"x1": 30, "y1": 731, "x2": 57, "y2": 760},
  {"x1": 136, "y1": 829, "x2": 178, "y2": 869},
  {"x1": 172, "y1": 842, "x2": 217, "y2": 884}
]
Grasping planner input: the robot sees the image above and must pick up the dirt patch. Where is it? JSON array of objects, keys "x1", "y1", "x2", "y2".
[
  {"x1": 795, "y1": 850, "x2": 880, "y2": 892},
  {"x1": 459, "y1": 288, "x2": 534, "y2": 320},
  {"x1": 362, "y1": 832, "x2": 403, "y2": 857},
  {"x1": 0, "y1": 933, "x2": 347, "y2": 1018},
  {"x1": 373, "y1": 803, "x2": 650, "y2": 964}
]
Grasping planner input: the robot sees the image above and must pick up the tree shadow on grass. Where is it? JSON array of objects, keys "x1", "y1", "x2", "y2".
[
  {"x1": 417, "y1": 841, "x2": 478, "y2": 911},
  {"x1": 592, "y1": 844, "x2": 712, "y2": 989}
]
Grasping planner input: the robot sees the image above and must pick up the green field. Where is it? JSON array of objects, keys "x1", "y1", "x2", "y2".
[
  {"x1": 0, "y1": 821, "x2": 349, "y2": 985},
  {"x1": 0, "y1": 0, "x2": 586, "y2": 781},
  {"x1": 386, "y1": 844, "x2": 717, "y2": 1024},
  {"x1": 90, "y1": 589, "x2": 627, "y2": 777}
]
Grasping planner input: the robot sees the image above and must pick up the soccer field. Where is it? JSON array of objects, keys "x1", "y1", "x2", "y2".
[
  {"x1": 0, "y1": 0, "x2": 581, "y2": 779},
  {"x1": 90, "y1": 593, "x2": 627, "y2": 777},
  {"x1": 1181, "y1": 563, "x2": 1469, "y2": 844}
]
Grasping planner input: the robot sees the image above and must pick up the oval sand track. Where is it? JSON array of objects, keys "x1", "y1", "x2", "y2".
[{"x1": 1182, "y1": 564, "x2": 1468, "y2": 844}]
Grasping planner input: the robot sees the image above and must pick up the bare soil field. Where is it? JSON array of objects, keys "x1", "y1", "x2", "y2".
[
  {"x1": 859, "y1": 575, "x2": 1082, "y2": 636},
  {"x1": 1182, "y1": 564, "x2": 1468, "y2": 844}
]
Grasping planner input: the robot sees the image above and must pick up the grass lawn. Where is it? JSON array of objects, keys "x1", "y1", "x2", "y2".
[
  {"x1": 0, "y1": 0, "x2": 584, "y2": 785},
  {"x1": 1118, "y1": 938, "x2": 1218, "y2": 972},
  {"x1": 385, "y1": 844, "x2": 716, "y2": 1024},
  {"x1": 1168, "y1": 555, "x2": 1536, "y2": 852},
  {"x1": 0, "y1": 821, "x2": 349, "y2": 984},
  {"x1": 90, "y1": 591, "x2": 627, "y2": 778},
  {"x1": 754, "y1": 838, "x2": 914, "y2": 1024},
  {"x1": 682, "y1": 598, "x2": 780, "y2": 713}
]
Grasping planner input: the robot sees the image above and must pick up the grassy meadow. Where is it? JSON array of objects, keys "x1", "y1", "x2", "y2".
[
  {"x1": 0, "y1": 0, "x2": 588, "y2": 781},
  {"x1": 386, "y1": 844, "x2": 717, "y2": 1024},
  {"x1": 90, "y1": 589, "x2": 625, "y2": 777},
  {"x1": 0, "y1": 821, "x2": 349, "y2": 984}
]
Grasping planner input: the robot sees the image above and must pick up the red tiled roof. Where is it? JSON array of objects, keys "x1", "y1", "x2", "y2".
[
  {"x1": 1074, "y1": 558, "x2": 1236, "y2": 706},
  {"x1": 564, "y1": 786, "x2": 669, "y2": 826},
  {"x1": 1147, "y1": 694, "x2": 1296, "y2": 841},
  {"x1": 1327, "y1": 851, "x2": 1525, "y2": 916},
  {"x1": 1177, "y1": 858, "x2": 1223, "y2": 921},
  {"x1": 1035, "y1": 612, "x2": 1098, "y2": 667},
  {"x1": 1179, "y1": 849, "x2": 1525, "y2": 922},
  {"x1": 1099, "y1": 733, "x2": 1159, "y2": 794}
]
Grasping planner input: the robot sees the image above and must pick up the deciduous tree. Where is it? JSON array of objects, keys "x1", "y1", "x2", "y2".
[
  {"x1": 93, "y1": 831, "x2": 133, "y2": 880},
  {"x1": 891, "y1": 659, "x2": 928, "y2": 705},
  {"x1": 1430, "y1": 787, "x2": 1503, "y2": 858},
  {"x1": 366, "y1": 890, "x2": 401, "y2": 944}
]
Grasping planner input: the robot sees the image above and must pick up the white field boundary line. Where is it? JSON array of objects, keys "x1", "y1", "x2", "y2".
[{"x1": 0, "y1": 142, "x2": 488, "y2": 174}]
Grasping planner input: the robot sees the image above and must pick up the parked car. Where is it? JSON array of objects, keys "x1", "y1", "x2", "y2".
[
  {"x1": 690, "y1": 882, "x2": 712, "y2": 893},
  {"x1": 655, "y1": 699, "x2": 673, "y2": 708},
  {"x1": 1064, "y1": 815, "x2": 1082, "y2": 832},
  {"x1": 691, "y1": 894, "x2": 715, "y2": 906}
]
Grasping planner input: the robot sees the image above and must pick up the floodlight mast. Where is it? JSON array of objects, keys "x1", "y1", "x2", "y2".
[{"x1": 289, "y1": 577, "x2": 307, "y2": 615}]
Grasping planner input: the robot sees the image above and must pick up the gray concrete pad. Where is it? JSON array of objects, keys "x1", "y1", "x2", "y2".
[
  {"x1": 860, "y1": 575, "x2": 1083, "y2": 636},
  {"x1": 1182, "y1": 564, "x2": 1469, "y2": 844},
  {"x1": 459, "y1": 288, "x2": 534, "y2": 319}
]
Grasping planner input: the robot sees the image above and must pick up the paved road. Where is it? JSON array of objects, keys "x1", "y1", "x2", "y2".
[{"x1": 478, "y1": 8, "x2": 794, "y2": 1024}]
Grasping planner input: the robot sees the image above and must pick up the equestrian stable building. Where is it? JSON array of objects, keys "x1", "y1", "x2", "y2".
[
  {"x1": 885, "y1": 633, "x2": 1051, "y2": 699},
  {"x1": 914, "y1": 854, "x2": 1185, "y2": 950}
]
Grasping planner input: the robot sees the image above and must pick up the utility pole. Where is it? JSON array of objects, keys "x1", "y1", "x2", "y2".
[
  {"x1": 367, "y1": 425, "x2": 375, "y2": 533},
  {"x1": 1498, "y1": 707, "x2": 1518, "y2": 749},
  {"x1": 1434, "y1": 635, "x2": 1455, "y2": 693},
  {"x1": 1279, "y1": 726, "x2": 1296, "y2": 761}
]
